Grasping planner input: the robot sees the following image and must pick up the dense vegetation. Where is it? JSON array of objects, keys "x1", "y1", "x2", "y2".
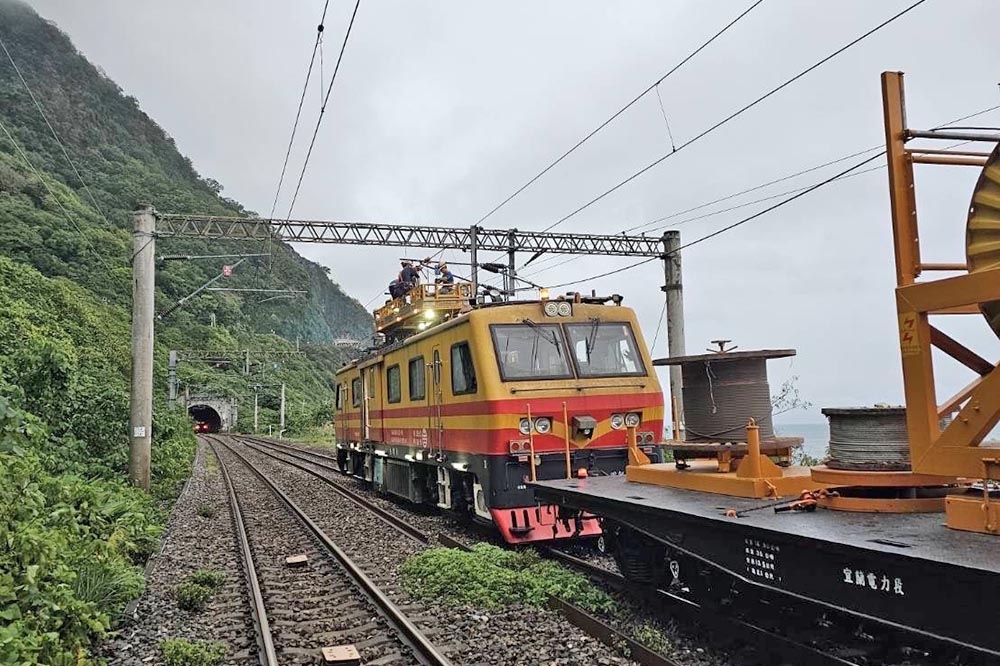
[
  {"x1": 0, "y1": 0, "x2": 371, "y2": 661},
  {"x1": 402, "y1": 543, "x2": 616, "y2": 613}
]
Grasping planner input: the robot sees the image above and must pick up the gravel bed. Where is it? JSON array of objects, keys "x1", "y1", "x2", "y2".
[
  {"x1": 254, "y1": 436, "x2": 740, "y2": 666},
  {"x1": 214, "y1": 441, "x2": 424, "y2": 665},
  {"x1": 232, "y1": 436, "x2": 641, "y2": 666},
  {"x1": 99, "y1": 443, "x2": 256, "y2": 665}
]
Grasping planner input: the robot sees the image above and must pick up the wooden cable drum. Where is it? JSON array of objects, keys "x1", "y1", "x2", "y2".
[{"x1": 968, "y1": 142, "x2": 1000, "y2": 337}]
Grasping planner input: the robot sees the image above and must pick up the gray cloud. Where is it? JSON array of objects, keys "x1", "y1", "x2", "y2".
[{"x1": 28, "y1": 0, "x2": 1000, "y2": 424}]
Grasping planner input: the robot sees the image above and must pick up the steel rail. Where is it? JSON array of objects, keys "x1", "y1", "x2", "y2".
[
  {"x1": 213, "y1": 436, "x2": 452, "y2": 666},
  {"x1": 204, "y1": 436, "x2": 281, "y2": 665},
  {"x1": 537, "y1": 543, "x2": 860, "y2": 666},
  {"x1": 434, "y1": 534, "x2": 681, "y2": 666},
  {"x1": 232, "y1": 436, "x2": 430, "y2": 545}
]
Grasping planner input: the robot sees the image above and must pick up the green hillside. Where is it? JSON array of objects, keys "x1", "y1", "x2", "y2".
[{"x1": 0, "y1": 1, "x2": 372, "y2": 661}]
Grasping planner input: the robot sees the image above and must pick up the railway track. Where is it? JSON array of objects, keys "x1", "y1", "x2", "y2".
[
  {"x1": 203, "y1": 435, "x2": 452, "y2": 665},
  {"x1": 226, "y1": 435, "x2": 689, "y2": 665},
  {"x1": 246, "y1": 435, "x2": 960, "y2": 666}
]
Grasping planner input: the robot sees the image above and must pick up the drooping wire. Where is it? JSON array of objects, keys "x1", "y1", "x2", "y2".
[
  {"x1": 0, "y1": 34, "x2": 114, "y2": 233},
  {"x1": 542, "y1": 150, "x2": 886, "y2": 290},
  {"x1": 0, "y1": 116, "x2": 115, "y2": 273},
  {"x1": 522, "y1": 101, "x2": 1000, "y2": 277},
  {"x1": 653, "y1": 84, "x2": 677, "y2": 153},
  {"x1": 284, "y1": 0, "x2": 362, "y2": 220},
  {"x1": 267, "y1": 0, "x2": 330, "y2": 220},
  {"x1": 649, "y1": 301, "x2": 667, "y2": 351},
  {"x1": 263, "y1": 1, "x2": 331, "y2": 281},
  {"x1": 522, "y1": 163, "x2": 885, "y2": 279},
  {"x1": 536, "y1": 0, "x2": 929, "y2": 235},
  {"x1": 474, "y1": 0, "x2": 765, "y2": 230}
]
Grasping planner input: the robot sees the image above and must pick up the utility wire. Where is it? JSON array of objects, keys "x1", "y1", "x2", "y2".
[
  {"x1": 268, "y1": 0, "x2": 331, "y2": 220},
  {"x1": 474, "y1": 0, "x2": 764, "y2": 229},
  {"x1": 0, "y1": 33, "x2": 114, "y2": 232},
  {"x1": 537, "y1": 0, "x2": 930, "y2": 235},
  {"x1": 543, "y1": 151, "x2": 886, "y2": 290},
  {"x1": 0, "y1": 116, "x2": 115, "y2": 273},
  {"x1": 522, "y1": 163, "x2": 885, "y2": 278},
  {"x1": 649, "y1": 301, "x2": 667, "y2": 351},
  {"x1": 285, "y1": 0, "x2": 362, "y2": 219},
  {"x1": 524, "y1": 100, "x2": 1000, "y2": 277}
]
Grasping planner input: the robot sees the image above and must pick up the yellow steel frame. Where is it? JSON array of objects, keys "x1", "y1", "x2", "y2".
[{"x1": 882, "y1": 72, "x2": 1000, "y2": 508}]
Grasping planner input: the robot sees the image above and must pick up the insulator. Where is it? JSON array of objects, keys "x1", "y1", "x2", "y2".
[
  {"x1": 822, "y1": 407, "x2": 950, "y2": 471},
  {"x1": 680, "y1": 357, "x2": 775, "y2": 442}
]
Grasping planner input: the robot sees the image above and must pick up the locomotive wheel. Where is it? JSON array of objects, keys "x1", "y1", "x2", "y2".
[
  {"x1": 607, "y1": 523, "x2": 665, "y2": 585},
  {"x1": 968, "y1": 142, "x2": 1000, "y2": 336}
]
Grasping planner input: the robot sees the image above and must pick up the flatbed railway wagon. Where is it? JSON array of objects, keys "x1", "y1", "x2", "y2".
[
  {"x1": 533, "y1": 72, "x2": 1000, "y2": 662},
  {"x1": 333, "y1": 284, "x2": 664, "y2": 543}
]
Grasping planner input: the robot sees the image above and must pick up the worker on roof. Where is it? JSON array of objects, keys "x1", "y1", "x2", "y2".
[
  {"x1": 435, "y1": 262, "x2": 454, "y2": 285},
  {"x1": 388, "y1": 260, "x2": 421, "y2": 301}
]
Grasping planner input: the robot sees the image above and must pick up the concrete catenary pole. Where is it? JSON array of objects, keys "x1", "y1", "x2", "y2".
[
  {"x1": 279, "y1": 383, "x2": 286, "y2": 438},
  {"x1": 469, "y1": 225, "x2": 479, "y2": 303},
  {"x1": 167, "y1": 350, "x2": 178, "y2": 409},
  {"x1": 662, "y1": 231, "x2": 686, "y2": 439},
  {"x1": 253, "y1": 389, "x2": 259, "y2": 433},
  {"x1": 129, "y1": 203, "x2": 156, "y2": 490}
]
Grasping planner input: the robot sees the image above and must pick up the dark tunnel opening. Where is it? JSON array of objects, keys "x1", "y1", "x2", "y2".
[{"x1": 189, "y1": 404, "x2": 222, "y2": 433}]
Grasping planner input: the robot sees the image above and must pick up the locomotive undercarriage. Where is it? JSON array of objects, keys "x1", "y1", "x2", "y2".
[{"x1": 335, "y1": 439, "x2": 659, "y2": 542}]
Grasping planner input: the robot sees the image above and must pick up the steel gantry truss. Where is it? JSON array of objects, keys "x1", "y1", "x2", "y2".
[
  {"x1": 156, "y1": 214, "x2": 665, "y2": 256},
  {"x1": 156, "y1": 213, "x2": 667, "y2": 298},
  {"x1": 128, "y1": 204, "x2": 686, "y2": 491}
]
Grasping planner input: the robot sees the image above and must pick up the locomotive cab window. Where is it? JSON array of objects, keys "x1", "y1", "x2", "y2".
[
  {"x1": 351, "y1": 377, "x2": 362, "y2": 407},
  {"x1": 335, "y1": 383, "x2": 344, "y2": 410},
  {"x1": 387, "y1": 365, "x2": 401, "y2": 403},
  {"x1": 490, "y1": 323, "x2": 572, "y2": 380},
  {"x1": 450, "y1": 342, "x2": 477, "y2": 395},
  {"x1": 408, "y1": 356, "x2": 426, "y2": 400},
  {"x1": 565, "y1": 321, "x2": 646, "y2": 377}
]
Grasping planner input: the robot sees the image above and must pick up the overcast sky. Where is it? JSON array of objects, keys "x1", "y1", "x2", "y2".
[{"x1": 26, "y1": 0, "x2": 1000, "y2": 424}]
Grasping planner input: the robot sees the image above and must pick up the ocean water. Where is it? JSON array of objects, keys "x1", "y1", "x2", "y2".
[{"x1": 775, "y1": 422, "x2": 829, "y2": 461}]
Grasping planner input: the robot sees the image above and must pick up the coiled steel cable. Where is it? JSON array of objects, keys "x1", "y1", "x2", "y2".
[{"x1": 681, "y1": 358, "x2": 774, "y2": 442}]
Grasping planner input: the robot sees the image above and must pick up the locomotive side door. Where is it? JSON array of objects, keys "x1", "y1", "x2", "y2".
[{"x1": 431, "y1": 347, "x2": 444, "y2": 452}]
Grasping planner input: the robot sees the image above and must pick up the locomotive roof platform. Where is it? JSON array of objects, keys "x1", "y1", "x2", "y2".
[{"x1": 532, "y1": 475, "x2": 1000, "y2": 573}]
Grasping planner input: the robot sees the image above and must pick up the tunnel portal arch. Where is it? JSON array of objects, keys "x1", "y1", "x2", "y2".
[{"x1": 185, "y1": 394, "x2": 238, "y2": 433}]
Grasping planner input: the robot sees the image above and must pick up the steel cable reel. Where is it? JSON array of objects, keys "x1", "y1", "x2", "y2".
[{"x1": 968, "y1": 142, "x2": 1000, "y2": 337}]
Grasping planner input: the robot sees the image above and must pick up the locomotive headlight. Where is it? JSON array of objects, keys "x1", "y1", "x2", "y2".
[
  {"x1": 610, "y1": 413, "x2": 625, "y2": 430},
  {"x1": 519, "y1": 418, "x2": 531, "y2": 435},
  {"x1": 533, "y1": 417, "x2": 552, "y2": 434},
  {"x1": 556, "y1": 301, "x2": 572, "y2": 317},
  {"x1": 543, "y1": 301, "x2": 559, "y2": 317},
  {"x1": 625, "y1": 412, "x2": 642, "y2": 428}
]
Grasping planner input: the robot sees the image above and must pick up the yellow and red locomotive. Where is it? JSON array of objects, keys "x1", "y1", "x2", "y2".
[{"x1": 333, "y1": 281, "x2": 664, "y2": 543}]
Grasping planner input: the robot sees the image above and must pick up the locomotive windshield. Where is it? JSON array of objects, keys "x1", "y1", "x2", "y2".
[
  {"x1": 491, "y1": 322, "x2": 573, "y2": 380},
  {"x1": 565, "y1": 321, "x2": 646, "y2": 377}
]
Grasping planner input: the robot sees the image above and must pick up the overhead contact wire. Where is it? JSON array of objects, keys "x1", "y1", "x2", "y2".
[
  {"x1": 537, "y1": 0, "x2": 930, "y2": 234},
  {"x1": 474, "y1": 0, "x2": 765, "y2": 227},
  {"x1": 268, "y1": 0, "x2": 331, "y2": 220},
  {"x1": 0, "y1": 117, "x2": 115, "y2": 273},
  {"x1": 522, "y1": 101, "x2": 1000, "y2": 277},
  {"x1": 544, "y1": 150, "x2": 885, "y2": 290},
  {"x1": 285, "y1": 0, "x2": 362, "y2": 220},
  {"x1": 0, "y1": 33, "x2": 114, "y2": 233}
]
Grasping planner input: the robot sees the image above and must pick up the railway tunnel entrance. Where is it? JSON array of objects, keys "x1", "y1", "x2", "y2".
[
  {"x1": 185, "y1": 393, "x2": 238, "y2": 433},
  {"x1": 189, "y1": 404, "x2": 222, "y2": 433}
]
